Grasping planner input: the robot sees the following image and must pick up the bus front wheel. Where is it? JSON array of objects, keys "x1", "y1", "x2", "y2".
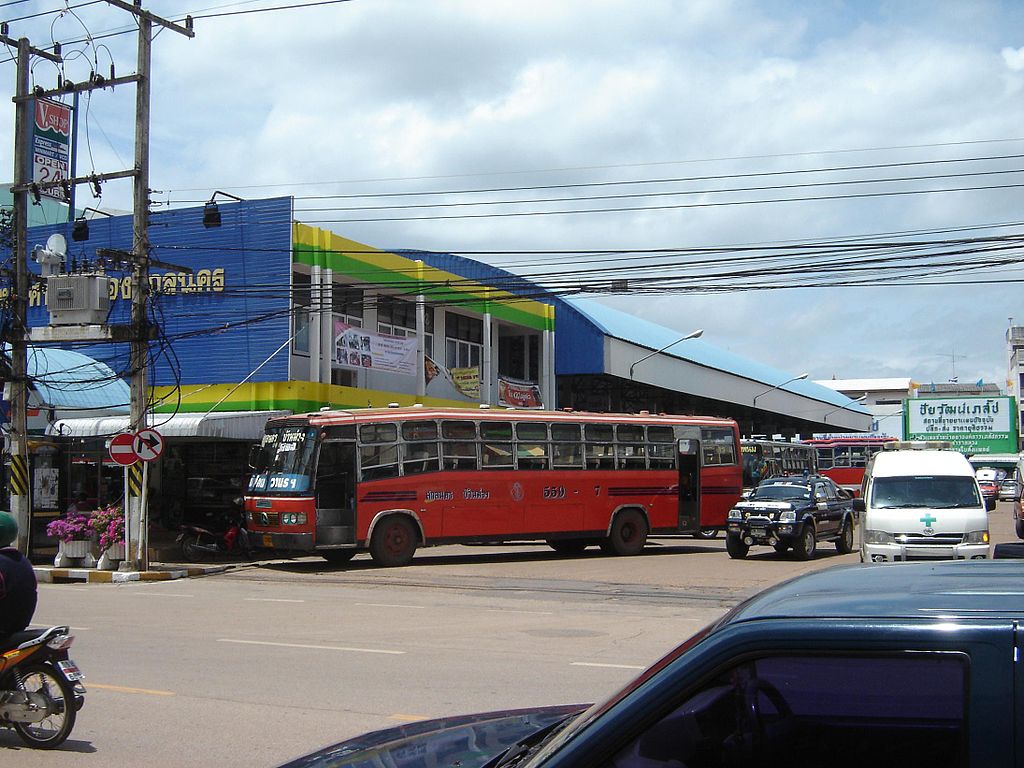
[
  {"x1": 370, "y1": 515, "x2": 418, "y2": 567},
  {"x1": 601, "y1": 510, "x2": 648, "y2": 556}
]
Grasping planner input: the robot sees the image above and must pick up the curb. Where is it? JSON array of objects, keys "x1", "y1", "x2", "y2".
[{"x1": 34, "y1": 563, "x2": 230, "y2": 583}]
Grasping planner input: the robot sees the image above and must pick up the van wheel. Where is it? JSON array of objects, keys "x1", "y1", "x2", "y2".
[
  {"x1": 792, "y1": 523, "x2": 816, "y2": 561},
  {"x1": 369, "y1": 515, "x2": 418, "y2": 567},
  {"x1": 835, "y1": 519, "x2": 855, "y2": 554},
  {"x1": 726, "y1": 534, "x2": 749, "y2": 559}
]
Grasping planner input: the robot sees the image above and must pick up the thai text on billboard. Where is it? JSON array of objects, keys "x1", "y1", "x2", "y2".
[{"x1": 904, "y1": 396, "x2": 1018, "y2": 454}]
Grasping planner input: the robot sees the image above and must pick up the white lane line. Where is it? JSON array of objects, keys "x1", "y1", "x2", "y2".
[
  {"x1": 484, "y1": 609, "x2": 554, "y2": 615},
  {"x1": 571, "y1": 662, "x2": 645, "y2": 670},
  {"x1": 218, "y1": 638, "x2": 405, "y2": 655},
  {"x1": 356, "y1": 603, "x2": 427, "y2": 609},
  {"x1": 244, "y1": 598, "x2": 305, "y2": 603},
  {"x1": 127, "y1": 592, "x2": 194, "y2": 598}
]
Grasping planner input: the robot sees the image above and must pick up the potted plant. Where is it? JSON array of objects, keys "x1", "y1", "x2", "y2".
[
  {"x1": 92, "y1": 504, "x2": 126, "y2": 569},
  {"x1": 46, "y1": 511, "x2": 96, "y2": 566}
]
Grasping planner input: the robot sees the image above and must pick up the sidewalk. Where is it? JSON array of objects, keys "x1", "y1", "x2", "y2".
[{"x1": 33, "y1": 561, "x2": 233, "y2": 584}]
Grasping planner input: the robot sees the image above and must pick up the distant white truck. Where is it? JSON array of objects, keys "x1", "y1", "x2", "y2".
[{"x1": 855, "y1": 443, "x2": 990, "y2": 563}]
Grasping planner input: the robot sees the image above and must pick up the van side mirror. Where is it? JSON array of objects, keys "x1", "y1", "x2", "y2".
[{"x1": 852, "y1": 498, "x2": 866, "y2": 513}]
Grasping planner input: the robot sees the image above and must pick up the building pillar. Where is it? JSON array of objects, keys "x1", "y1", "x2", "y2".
[{"x1": 309, "y1": 264, "x2": 321, "y2": 383}]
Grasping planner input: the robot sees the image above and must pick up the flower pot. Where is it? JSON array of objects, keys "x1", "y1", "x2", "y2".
[
  {"x1": 54, "y1": 538, "x2": 96, "y2": 568},
  {"x1": 97, "y1": 542, "x2": 126, "y2": 570}
]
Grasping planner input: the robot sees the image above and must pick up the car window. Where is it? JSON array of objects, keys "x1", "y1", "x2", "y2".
[
  {"x1": 751, "y1": 483, "x2": 811, "y2": 501},
  {"x1": 609, "y1": 653, "x2": 966, "y2": 768}
]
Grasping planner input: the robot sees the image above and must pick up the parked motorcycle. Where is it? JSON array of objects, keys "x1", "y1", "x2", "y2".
[
  {"x1": 176, "y1": 499, "x2": 253, "y2": 562},
  {"x1": 0, "y1": 625, "x2": 85, "y2": 749}
]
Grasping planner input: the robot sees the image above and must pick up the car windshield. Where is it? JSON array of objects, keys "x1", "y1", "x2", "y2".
[
  {"x1": 870, "y1": 476, "x2": 982, "y2": 509},
  {"x1": 750, "y1": 483, "x2": 811, "y2": 501}
]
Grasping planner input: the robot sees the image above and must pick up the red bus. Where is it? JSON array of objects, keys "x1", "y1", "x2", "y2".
[
  {"x1": 244, "y1": 406, "x2": 742, "y2": 566},
  {"x1": 802, "y1": 436, "x2": 898, "y2": 495}
]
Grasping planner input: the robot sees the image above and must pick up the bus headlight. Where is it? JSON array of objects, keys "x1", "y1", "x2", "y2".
[
  {"x1": 281, "y1": 513, "x2": 308, "y2": 526},
  {"x1": 864, "y1": 529, "x2": 894, "y2": 545},
  {"x1": 727, "y1": 509, "x2": 743, "y2": 521},
  {"x1": 778, "y1": 510, "x2": 796, "y2": 523},
  {"x1": 965, "y1": 530, "x2": 990, "y2": 544}
]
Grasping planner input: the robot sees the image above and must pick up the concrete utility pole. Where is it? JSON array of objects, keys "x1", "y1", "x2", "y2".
[{"x1": 5, "y1": 36, "x2": 61, "y2": 553}]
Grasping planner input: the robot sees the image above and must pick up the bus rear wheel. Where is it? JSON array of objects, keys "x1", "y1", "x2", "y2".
[
  {"x1": 370, "y1": 515, "x2": 418, "y2": 567},
  {"x1": 601, "y1": 510, "x2": 648, "y2": 556}
]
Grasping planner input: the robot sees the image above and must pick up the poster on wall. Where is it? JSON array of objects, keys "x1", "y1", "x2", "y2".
[
  {"x1": 903, "y1": 396, "x2": 1018, "y2": 455},
  {"x1": 498, "y1": 376, "x2": 543, "y2": 409},
  {"x1": 424, "y1": 357, "x2": 478, "y2": 402},
  {"x1": 335, "y1": 321, "x2": 418, "y2": 376},
  {"x1": 32, "y1": 99, "x2": 72, "y2": 201}
]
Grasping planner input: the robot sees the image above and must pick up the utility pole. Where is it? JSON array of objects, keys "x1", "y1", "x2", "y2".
[
  {"x1": 4, "y1": 36, "x2": 61, "y2": 553},
  {"x1": 6, "y1": 6, "x2": 191, "y2": 566}
]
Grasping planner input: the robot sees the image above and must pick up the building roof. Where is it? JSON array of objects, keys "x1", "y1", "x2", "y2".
[
  {"x1": 18, "y1": 346, "x2": 129, "y2": 411},
  {"x1": 723, "y1": 561, "x2": 1024, "y2": 624},
  {"x1": 815, "y1": 378, "x2": 913, "y2": 393},
  {"x1": 49, "y1": 410, "x2": 288, "y2": 440}
]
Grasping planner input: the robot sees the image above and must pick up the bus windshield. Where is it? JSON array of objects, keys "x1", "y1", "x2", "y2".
[
  {"x1": 870, "y1": 476, "x2": 982, "y2": 509},
  {"x1": 248, "y1": 425, "x2": 319, "y2": 494}
]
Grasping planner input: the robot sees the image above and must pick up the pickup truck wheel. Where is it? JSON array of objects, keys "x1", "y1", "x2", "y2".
[
  {"x1": 835, "y1": 519, "x2": 855, "y2": 554},
  {"x1": 726, "y1": 534, "x2": 749, "y2": 559},
  {"x1": 1016, "y1": 518, "x2": 1024, "y2": 540},
  {"x1": 792, "y1": 523, "x2": 816, "y2": 560}
]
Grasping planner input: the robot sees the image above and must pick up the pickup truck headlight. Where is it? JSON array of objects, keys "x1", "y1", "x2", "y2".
[
  {"x1": 965, "y1": 530, "x2": 990, "y2": 544},
  {"x1": 778, "y1": 510, "x2": 796, "y2": 523},
  {"x1": 864, "y1": 529, "x2": 895, "y2": 545},
  {"x1": 727, "y1": 508, "x2": 743, "y2": 521}
]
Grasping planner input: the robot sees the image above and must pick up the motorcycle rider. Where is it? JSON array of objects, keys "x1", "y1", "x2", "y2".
[{"x1": 0, "y1": 511, "x2": 37, "y2": 640}]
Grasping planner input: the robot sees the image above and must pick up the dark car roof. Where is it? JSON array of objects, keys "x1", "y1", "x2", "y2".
[
  {"x1": 721, "y1": 561, "x2": 1024, "y2": 625},
  {"x1": 759, "y1": 474, "x2": 831, "y2": 486}
]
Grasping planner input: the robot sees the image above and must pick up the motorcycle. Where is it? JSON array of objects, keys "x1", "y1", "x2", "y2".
[
  {"x1": 0, "y1": 625, "x2": 85, "y2": 749},
  {"x1": 176, "y1": 499, "x2": 253, "y2": 562}
]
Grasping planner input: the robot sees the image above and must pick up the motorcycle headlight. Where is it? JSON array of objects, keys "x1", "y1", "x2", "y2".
[
  {"x1": 778, "y1": 510, "x2": 796, "y2": 523},
  {"x1": 864, "y1": 529, "x2": 895, "y2": 545},
  {"x1": 965, "y1": 530, "x2": 990, "y2": 544}
]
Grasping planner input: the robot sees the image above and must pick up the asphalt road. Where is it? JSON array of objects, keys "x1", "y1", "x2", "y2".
[{"x1": 6, "y1": 503, "x2": 1019, "y2": 768}]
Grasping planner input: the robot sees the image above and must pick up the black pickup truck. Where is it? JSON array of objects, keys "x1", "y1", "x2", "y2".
[{"x1": 725, "y1": 473, "x2": 856, "y2": 560}]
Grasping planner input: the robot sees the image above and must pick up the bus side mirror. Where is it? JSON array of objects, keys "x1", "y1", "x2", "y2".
[
  {"x1": 248, "y1": 444, "x2": 267, "y2": 470},
  {"x1": 852, "y1": 498, "x2": 866, "y2": 513}
]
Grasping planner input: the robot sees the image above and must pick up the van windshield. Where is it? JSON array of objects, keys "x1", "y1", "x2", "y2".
[{"x1": 870, "y1": 476, "x2": 981, "y2": 509}]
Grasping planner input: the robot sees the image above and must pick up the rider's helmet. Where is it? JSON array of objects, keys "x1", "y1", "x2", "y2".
[{"x1": 0, "y1": 511, "x2": 17, "y2": 548}]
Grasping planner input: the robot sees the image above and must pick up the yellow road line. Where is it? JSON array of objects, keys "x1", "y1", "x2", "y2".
[{"x1": 88, "y1": 683, "x2": 176, "y2": 696}]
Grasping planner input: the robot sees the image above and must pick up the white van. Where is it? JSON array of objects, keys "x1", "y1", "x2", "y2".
[{"x1": 855, "y1": 444, "x2": 990, "y2": 563}]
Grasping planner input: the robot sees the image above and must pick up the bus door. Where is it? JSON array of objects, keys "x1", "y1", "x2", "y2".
[
  {"x1": 314, "y1": 440, "x2": 358, "y2": 546},
  {"x1": 677, "y1": 437, "x2": 701, "y2": 533}
]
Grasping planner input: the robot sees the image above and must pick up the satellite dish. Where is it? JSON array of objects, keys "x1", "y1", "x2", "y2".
[{"x1": 45, "y1": 233, "x2": 67, "y2": 257}]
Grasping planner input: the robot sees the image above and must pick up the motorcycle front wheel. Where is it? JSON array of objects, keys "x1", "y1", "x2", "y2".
[
  {"x1": 11, "y1": 663, "x2": 77, "y2": 749},
  {"x1": 179, "y1": 532, "x2": 207, "y2": 563}
]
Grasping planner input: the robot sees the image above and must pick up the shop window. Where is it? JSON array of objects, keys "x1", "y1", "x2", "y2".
[{"x1": 292, "y1": 271, "x2": 311, "y2": 355}]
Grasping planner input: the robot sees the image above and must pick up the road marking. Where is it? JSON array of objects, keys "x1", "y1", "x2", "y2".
[
  {"x1": 484, "y1": 609, "x2": 554, "y2": 615},
  {"x1": 389, "y1": 714, "x2": 429, "y2": 722},
  {"x1": 244, "y1": 598, "x2": 305, "y2": 603},
  {"x1": 89, "y1": 683, "x2": 175, "y2": 697},
  {"x1": 356, "y1": 603, "x2": 428, "y2": 609},
  {"x1": 128, "y1": 592, "x2": 194, "y2": 598},
  {"x1": 571, "y1": 662, "x2": 645, "y2": 670},
  {"x1": 217, "y1": 639, "x2": 406, "y2": 655}
]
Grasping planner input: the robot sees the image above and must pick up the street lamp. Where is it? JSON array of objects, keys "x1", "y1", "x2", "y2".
[
  {"x1": 822, "y1": 393, "x2": 868, "y2": 423},
  {"x1": 628, "y1": 329, "x2": 704, "y2": 380},
  {"x1": 752, "y1": 372, "x2": 808, "y2": 407}
]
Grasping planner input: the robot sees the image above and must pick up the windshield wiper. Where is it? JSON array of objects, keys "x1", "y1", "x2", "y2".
[{"x1": 481, "y1": 716, "x2": 574, "y2": 768}]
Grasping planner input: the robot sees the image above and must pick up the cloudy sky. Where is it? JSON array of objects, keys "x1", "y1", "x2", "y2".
[{"x1": 2, "y1": 0, "x2": 1023, "y2": 389}]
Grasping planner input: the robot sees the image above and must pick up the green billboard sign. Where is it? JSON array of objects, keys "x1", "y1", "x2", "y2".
[{"x1": 903, "y1": 395, "x2": 1018, "y2": 454}]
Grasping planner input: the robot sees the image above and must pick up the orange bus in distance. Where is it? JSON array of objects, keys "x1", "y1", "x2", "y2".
[{"x1": 244, "y1": 406, "x2": 742, "y2": 566}]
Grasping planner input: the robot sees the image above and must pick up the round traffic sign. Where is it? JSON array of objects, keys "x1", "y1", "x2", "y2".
[
  {"x1": 108, "y1": 432, "x2": 138, "y2": 466},
  {"x1": 133, "y1": 428, "x2": 165, "y2": 463}
]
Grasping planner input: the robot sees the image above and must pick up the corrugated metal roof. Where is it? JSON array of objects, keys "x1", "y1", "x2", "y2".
[
  {"x1": 564, "y1": 298, "x2": 858, "y2": 409},
  {"x1": 48, "y1": 410, "x2": 288, "y2": 440},
  {"x1": 19, "y1": 346, "x2": 130, "y2": 411}
]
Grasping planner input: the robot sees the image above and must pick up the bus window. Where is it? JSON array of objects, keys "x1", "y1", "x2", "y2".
[
  {"x1": 817, "y1": 448, "x2": 834, "y2": 469},
  {"x1": 360, "y1": 443, "x2": 399, "y2": 481},
  {"x1": 480, "y1": 422, "x2": 513, "y2": 440},
  {"x1": 584, "y1": 424, "x2": 615, "y2": 469},
  {"x1": 552, "y1": 424, "x2": 583, "y2": 469},
  {"x1": 850, "y1": 445, "x2": 868, "y2": 467},
  {"x1": 701, "y1": 427, "x2": 737, "y2": 465},
  {"x1": 402, "y1": 441, "x2": 439, "y2": 476},
  {"x1": 441, "y1": 420, "x2": 476, "y2": 440},
  {"x1": 360, "y1": 423, "x2": 398, "y2": 444},
  {"x1": 648, "y1": 426, "x2": 676, "y2": 469},
  {"x1": 482, "y1": 441, "x2": 514, "y2": 469},
  {"x1": 401, "y1": 420, "x2": 438, "y2": 441},
  {"x1": 834, "y1": 447, "x2": 851, "y2": 467},
  {"x1": 616, "y1": 425, "x2": 646, "y2": 469},
  {"x1": 516, "y1": 422, "x2": 548, "y2": 441}
]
